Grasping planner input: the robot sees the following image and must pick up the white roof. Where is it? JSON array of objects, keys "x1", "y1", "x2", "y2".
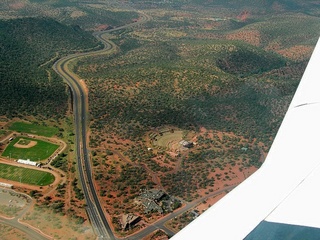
[
  {"x1": 17, "y1": 159, "x2": 37, "y2": 166},
  {"x1": 172, "y1": 37, "x2": 320, "y2": 240},
  {"x1": 0, "y1": 182, "x2": 13, "y2": 188}
]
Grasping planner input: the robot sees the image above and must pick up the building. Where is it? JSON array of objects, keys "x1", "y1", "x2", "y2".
[
  {"x1": 138, "y1": 189, "x2": 180, "y2": 213},
  {"x1": 0, "y1": 182, "x2": 13, "y2": 188},
  {"x1": 119, "y1": 214, "x2": 141, "y2": 230},
  {"x1": 140, "y1": 189, "x2": 166, "y2": 202},
  {"x1": 17, "y1": 159, "x2": 39, "y2": 167},
  {"x1": 139, "y1": 189, "x2": 166, "y2": 213},
  {"x1": 140, "y1": 198, "x2": 164, "y2": 214},
  {"x1": 179, "y1": 140, "x2": 193, "y2": 148}
]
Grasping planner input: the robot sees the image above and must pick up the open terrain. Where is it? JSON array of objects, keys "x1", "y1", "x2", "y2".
[
  {"x1": 0, "y1": 223, "x2": 33, "y2": 240},
  {"x1": 0, "y1": 0, "x2": 319, "y2": 239},
  {"x1": 72, "y1": 0, "x2": 319, "y2": 237}
]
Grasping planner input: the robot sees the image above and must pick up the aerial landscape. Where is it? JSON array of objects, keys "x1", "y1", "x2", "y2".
[{"x1": 0, "y1": 0, "x2": 319, "y2": 239}]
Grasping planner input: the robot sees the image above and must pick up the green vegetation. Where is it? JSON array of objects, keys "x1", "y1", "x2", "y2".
[
  {"x1": 72, "y1": 1, "x2": 319, "y2": 203},
  {"x1": 72, "y1": 178, "x2": 84, "y2": 200},
  {"x1": 0, "y1": 223, "x2": 31, "y2": 240},
  {"x1": 0, "y1": 17, "x2": 101, "y2": 118},
  {"x1": 51, "y1": 153, "x2": 68, "y2": 172},
  {"x1": 0, "y1": 130, "x2": 9, "y2": 139},
  {"x1": 1, "y1": 0, "x2": 320, "y2": 228},
  {"x1": 62, "y1": 5, "x2": 139, "y2": 30},
  {"x1": 77, "y1": 38, "x2": 289, "y2": 142},
  {"x1": 112, "y1": 164, "x2": 149, "y2": 193},
  {"x1": 0, "y1": 1, "x2": 140, "y2": 30},
  {"x1": 216, "y1": 44, "x2": 286, "y2": 75},
  {"x1": 22, "y1": 204, "x2": 94, "y2": 239},
  {"x1": 154, "y1": 131, "x2": 184, "y2": 148},
  {"x1": 168, "y1": 211, "x2": 194, "y2": 232},
  {"x1": 242, "y1": 14, "x2": 320, "y2": 48},
  {"x1": 0, "y1": 205, "x2": 22, "y2": 218},
  {"x1": 0, "y1": 1, "x2": 141, "y2": 119},
  {"x1": 0, "y1": 163, "x2": 55, "y2": 186},
  {"x1": 9, "y1": 122, "x2": 58, "y2": 137},
  {"x1": 132, "y1": 0, "x2": 319, "y2": 14},
  {"x1": 2, "y1": 137, "x2": 59, "y2": 161}
]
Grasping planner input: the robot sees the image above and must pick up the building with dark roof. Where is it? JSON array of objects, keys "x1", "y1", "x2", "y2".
[{"x1": 119, "y1": 214, "x2": 141, "y2": 230}]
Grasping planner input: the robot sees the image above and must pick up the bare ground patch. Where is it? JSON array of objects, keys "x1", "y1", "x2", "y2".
[{"x1": 14, "y1": 139, "x2": 37, "y2": 149}]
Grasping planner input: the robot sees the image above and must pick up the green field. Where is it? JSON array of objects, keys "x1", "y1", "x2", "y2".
[
  {"x1": 9, "y1": 122, "x2": 58, "y2": 137},
  {"x1": 154, "y1": 131, "x2": 184, "y2": 148},
  {"x1": 2, "y1": 137, "x2": 59, "y2": 161},
  {"x1": 0, "y1": 163, "x2": 55, "y2": 186}
]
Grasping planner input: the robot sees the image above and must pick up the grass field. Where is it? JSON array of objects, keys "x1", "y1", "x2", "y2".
[
  {"x1": 9, "y1": 122, "x2": 58, "y2": 137},
  {"x1": 0, "y1": 163, "x2": 55, "y2": 186},
  {"x1": 2, "y1": 137, "x2": 59, "y2": 161},
  {"x1": 154, "y1": 131, "x2": 184, "y2": 148}
]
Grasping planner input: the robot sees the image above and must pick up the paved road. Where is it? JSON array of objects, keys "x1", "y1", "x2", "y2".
[
  {"x1": 53, "y1": 13, "x2": 150, "y2": 240},
  {"x1": 127, "y1": 185, "x2": 236, "y2": 239},
  {"x1": 0, "y1": 189, "x2": 51, "y2": 240},
  {"x1": 53, "y1": 10, "x2": 236, "y2": 240},
  {"x1": 54, "y1": 44, "x2": 115, "y2": 239},
  {"x1": 0, "y1": 218, "x2": 48, "y2": 240}
]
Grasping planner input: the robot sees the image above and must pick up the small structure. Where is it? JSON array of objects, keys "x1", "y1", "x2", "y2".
[
  {"x1": 141, "y1": 189, "x2": 166, "y2": 202},
  {"x1": 138, "y1": 189, "x2": 180, "y2": 213},
  {"x1": 141, "y1": 198, "x2": 164, "y2": 214},
  {"x1": 190, "y1": 210, "x2": 200, "y2": 219},
  {"x1": 17, "y1": 159, "x2": 39, "y2": 167},
  {"x1": 179, "y1": 140, "x2": 194, "y2": 148},
  {"x1": 0, "y1": 182, "x2": 13, "y2": 188},
  {"x1": 139, "y1": 189, "x2": 166, "y2": 213},
  {"x1": 120, "y1": 214, "x2": 140, "y2": 230}
]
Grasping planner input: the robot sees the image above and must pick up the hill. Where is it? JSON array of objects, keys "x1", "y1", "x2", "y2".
[
  {"x1": 70, "y1": 1, "x2": 319, "y2": 215},
  {"x1": 0, "y1": 0, "x2": 139, "y2": 30},
  {"x1": 0, "y1": 0, "x2": 319, "y2": 237},
  {"x1": 0, "y1": 17, "x2": 101, "y2": 118}
]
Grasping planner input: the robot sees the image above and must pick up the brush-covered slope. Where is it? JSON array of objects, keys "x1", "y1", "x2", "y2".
[{"x1": 0, "y1": 17, "x2": 101, "y2": 118}]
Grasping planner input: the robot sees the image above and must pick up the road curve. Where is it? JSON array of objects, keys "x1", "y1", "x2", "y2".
[
  {"x1": 53, "y1": 11, "x2": 236, "y2": 240},
  {"x1": 127, "y1": 185, "x2": 236, "y2": 239},
  {"x1": 0, "y1": 188, "x2": 50, "y2": 240},
  {"x1": 53, "y1": 13, "x2": 150, "y2": 240}
]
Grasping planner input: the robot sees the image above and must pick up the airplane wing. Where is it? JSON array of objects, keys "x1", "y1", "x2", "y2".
[{"x1": 172, "y1": 37, "x2": 320, "y2": 240}]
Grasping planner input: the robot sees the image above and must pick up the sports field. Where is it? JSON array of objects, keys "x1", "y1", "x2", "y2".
[
  {"x1": 0, "y1": 163, "x2": 55, "y2": 186},
  {"x1": 9, "y1": 122, "x2": 58, "y2": 137},
  {"x1": 2, "y1": 137, "x2": 59, "y2": 161}
]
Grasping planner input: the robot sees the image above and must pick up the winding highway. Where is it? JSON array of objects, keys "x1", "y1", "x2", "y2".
[
  {"x1": 54, "y1": 30, "x2": 116, "y2": 240},
  {"x1": 53, "y1": 13, "x2": 150, "y2": 240},
  {"x1": 53, "y1": 11, "x2": 237, "y2": 240}
]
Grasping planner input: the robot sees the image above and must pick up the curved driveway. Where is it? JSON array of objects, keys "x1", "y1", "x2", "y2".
[{"x1": 0, "y1": 189, "x2": 51, "y2": 240}]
